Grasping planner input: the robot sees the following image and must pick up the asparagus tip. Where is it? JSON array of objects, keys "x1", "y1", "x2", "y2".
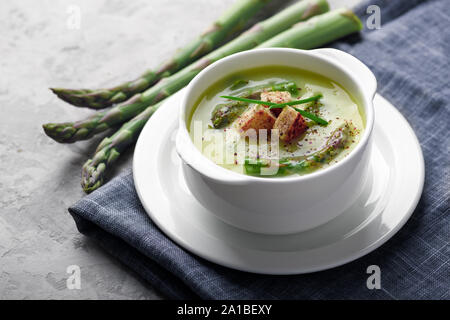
[
  {"x1": 82, "y1": 182, "x2": 102, "y2": 194},
  {"x1": 42, "y1": 123, "x2": 54, "y2": 136},
  {"x1": 81, "y1": 160, "x2": 106, "y2": 194},
  {"x1": 50, "y1": 87, "x2": 76, "y2": 97}
]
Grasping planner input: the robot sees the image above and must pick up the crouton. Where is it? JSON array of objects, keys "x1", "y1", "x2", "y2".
[
  {"x1": 261, "y1": 91, "x2": 292, "y2": 104},
  {"x1": 261, "y1": 91, "x2": 292, "y2": 116},
  {"x1": 236, "y1": 104, "x2": 276, "y2": 134},
  {"x1": 273, "y1": 106, "x2": 307, "y2": 142}
]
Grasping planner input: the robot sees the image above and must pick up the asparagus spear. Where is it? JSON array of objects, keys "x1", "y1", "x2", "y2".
[
  {"x1": 211, "y1": 81, "x2": 298, "y2": 128},
  {"x1": 80, "y1": 8, "x2": 363, "y2": 193},
  {"x1": 257, "y1": 7, "x2": 363, "y2": 49},
  {"x1": 51, "y1": 0, "x2": 273, "y2": 109},
  {"x1": 244, "y1": 123, "x2": 351, "y2": 175},
  {"x1": 43, "y1": 112, "x2": 109, "y2": 143},
  {"x1": 43, "y1": 0, "x2": 330, "y2": 143},
  {"x1": 81, "y1": 101, "x2": 163, "y2": 193}
]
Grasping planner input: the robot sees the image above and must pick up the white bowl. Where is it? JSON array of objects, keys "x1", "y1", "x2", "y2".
[{"x1": 176, "y1": 48, "x2": 377, "y2": 235}]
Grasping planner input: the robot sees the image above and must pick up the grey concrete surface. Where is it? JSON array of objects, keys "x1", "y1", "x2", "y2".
[{"x1": 0, "y1": 0, "x2": 361, "y2": 299}]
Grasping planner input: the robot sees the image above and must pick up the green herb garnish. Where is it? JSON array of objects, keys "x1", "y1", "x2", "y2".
[{"x1": 220, "y1": 94, "x2": 327, "y2": 125}]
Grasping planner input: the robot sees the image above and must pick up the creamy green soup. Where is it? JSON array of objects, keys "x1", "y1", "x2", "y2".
[{"x1": 188, "y1": 66, "x2": 364, "y2": 177}]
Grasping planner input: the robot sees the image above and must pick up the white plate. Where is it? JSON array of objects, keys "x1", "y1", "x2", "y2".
[{"x1": 133, "y1": 89, "x2": 424, "y2": 275}]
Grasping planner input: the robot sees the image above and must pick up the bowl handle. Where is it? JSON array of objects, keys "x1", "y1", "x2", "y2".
[{"x1": 312, "y1": 48, "x2": 377, "y2": 99}]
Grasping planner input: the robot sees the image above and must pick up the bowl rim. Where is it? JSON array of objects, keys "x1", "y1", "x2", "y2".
[{"x1": 177, "y1": 48, "x2": 376, "y2": 185}]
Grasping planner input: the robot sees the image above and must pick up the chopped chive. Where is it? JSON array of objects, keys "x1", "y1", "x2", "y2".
[
  {"x1": 220, "y1": 94, "x2": 328, "y2": 125},
  {"x1": 269, "y1": 94, "x2": 323, "y2": 108},
  {"x1": 294, "y1": 109, "x2": 328, "y2": 126}
]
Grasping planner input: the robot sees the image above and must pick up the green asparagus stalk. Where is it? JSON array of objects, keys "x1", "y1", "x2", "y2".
[
  {"x1": 212, "y1": 81, "x2": 298, "y2": 128},
  {"x1": 257, "y1": 7, "x2": 363, "y2": 49},
  {"x1": 81, "y1": 101, "x2": 163, "y2": 193},
  {"x1": 80, "y1": 8, "x2": 364, "y2": 193},
  {"x1": 51, "y1": 0, "x2": 273, "y2": 109},
  {"x1": 43, "y1": 0, "x2": 330, "y2": 143},
  {"x1": 43, "y1": 112, "x2": 109, "y2": 143},
  {"x1": 244, "y1": 123, "x2": 351, "y2": 175}
]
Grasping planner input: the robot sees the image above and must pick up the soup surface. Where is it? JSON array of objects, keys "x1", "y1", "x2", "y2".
[{"x1": 188, "y1": 66, "x2": 364, "y2": 177}]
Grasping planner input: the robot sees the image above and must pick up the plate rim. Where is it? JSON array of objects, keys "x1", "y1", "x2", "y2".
[{"x1": 133, "y1": 89, "x2": 425, "y2": 275}]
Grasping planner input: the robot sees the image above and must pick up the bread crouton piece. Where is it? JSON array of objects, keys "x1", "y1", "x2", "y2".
[
  {"x1": 261, "y1": 91, "x2": 292, "y2": 116},
  {"x1": 236, "y1": 104, "x2": 276, "y2": 135},
  {"x1": 273, "y1": 106, "x2": 307, "y2": 142},
  {"x1": 261, "y1": 91, "x2": 292, "y2": 104}
]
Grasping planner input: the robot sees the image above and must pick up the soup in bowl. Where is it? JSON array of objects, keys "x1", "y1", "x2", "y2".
[
  {"x1": 188, "y1": 66, "x2": 364, "y2": 177},
  {"x1": 176, "y1": 48, "x2": 376, "y2": 234}
]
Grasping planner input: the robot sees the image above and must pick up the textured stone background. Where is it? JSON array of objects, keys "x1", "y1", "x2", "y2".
[{"x1": 0, "y1": 0, "x2": 360, "y2": 299}]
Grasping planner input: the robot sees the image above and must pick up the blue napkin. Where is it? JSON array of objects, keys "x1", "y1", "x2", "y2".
[{"x1": 69, "y1": 0, "x2": 450, "y2": 299}]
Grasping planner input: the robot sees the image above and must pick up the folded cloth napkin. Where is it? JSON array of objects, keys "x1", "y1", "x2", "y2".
[{"x1": 70, "y1": 0, "x2": 449, "y2": 299}]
